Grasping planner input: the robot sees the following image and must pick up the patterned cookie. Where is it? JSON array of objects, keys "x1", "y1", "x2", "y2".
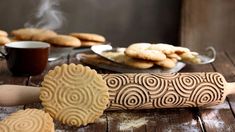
[
  {"x1": 0, "y1": 37, "x2": 11, "y2": 45},
  {"x1": 32, "y1": 29, "x2": 57, "y2": 41},
  {"x1": 70, "y1": 33, "x2": 106, "y2": 42},
  {"x1": 155, "y1": 58, "x2": 176, "y2": 68},
  {"x1": 125, "y1": 43, "x2": 166, "y2": 61},
  {"x1": 46, "y1": 35, "x2": 81, "y2": 47},
  {"x1": 0, "y1": 30, "x2": 8, "y2": 37},
  {"x1": 80, "y1": 41, "x2": 103, "y2": 47},
  {"x1": 11, "y1": 28, "x2": 43, "y2": 40},
  {"x1": 0, "y1": 109, "x2": 54, "y2": 132},
  {"x1": 149, "y1": 43, "x2": 175, "y2": 55},
  {"x1": 40, "y1": 64, "x2": 109, "y2": 127}
]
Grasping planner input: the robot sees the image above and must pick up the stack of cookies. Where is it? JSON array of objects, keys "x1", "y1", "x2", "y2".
[
  {"x1": 0, "y1": 30, "x2": 10, "y2": 46},
  {"x1": 0, "y1": 28, "x2": 107, "y2": 48},
  {"x1": 70, "y1": 33, "x2": 106, "y2": 47},
  {"x1": 102, "y1": 43, "x2": 201, "y2": 69}
]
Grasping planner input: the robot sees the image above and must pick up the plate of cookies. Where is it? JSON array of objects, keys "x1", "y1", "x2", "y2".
[
  {"x1": 88, "y1": 43, "x2": 216, "y2": 73},
  {"x1": 0, "y1": 28, "x2": 108, "y2": 61}
]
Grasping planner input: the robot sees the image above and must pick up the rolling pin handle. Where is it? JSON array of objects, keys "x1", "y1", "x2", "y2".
[{"x1": 225, "y1": 82, "x2": 235, "y2": 96}]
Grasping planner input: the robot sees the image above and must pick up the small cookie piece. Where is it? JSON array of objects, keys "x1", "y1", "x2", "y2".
[
  {"x1": 32, "y1": 29, "x2": 57, "y2": 41},
  {"x1": 0, "y1": 30, "x2": 8, "y2": 37},
  {"x1": 46, "y1": 35, "x2": 81, "y2": 47},
  {"x1": 155, "y1": 58, "x2": 176, "y2": 68},
  {"x1": 81, "y1": 41, "x2": 103, "y2": 47},
  {"x1": 40, "y1": 64, "x2": 109, "y2": 127},
  {"x1": 70, "y1": 33, "x2": 106, "y2": 42},
  {"x1": 125, "y1": 43, "x2": 166, "y2": 61},
  {"x1": 149, "y1": 43, "x2": 175, "y2": 54},
  {"x1": 0, "y1": 109, "x2": 54, "y2": 132},
  {"x1": 0, "y1": 37, "x2": 11, "y2": 45},
  {"x1": 11, "y1": 28, "x2": 43, "y2": 40}
]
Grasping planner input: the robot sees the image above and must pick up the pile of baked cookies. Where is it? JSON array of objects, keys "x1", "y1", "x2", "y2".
[
  {"x1": 102, "y1": 43, "x2": 201, "y2": 69},
  {"x1": 0, "y1": 28, "x2": 106, "y2": 47}
]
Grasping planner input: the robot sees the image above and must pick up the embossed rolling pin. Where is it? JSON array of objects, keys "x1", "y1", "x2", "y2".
[{"x1": 0, "y1": 67, "x2": 234, "y2": 110}]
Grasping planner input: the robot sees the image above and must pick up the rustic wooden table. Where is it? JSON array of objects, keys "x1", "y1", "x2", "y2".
[{"x1": 0, "y1": 49, "x2": 235, "y2": 132}]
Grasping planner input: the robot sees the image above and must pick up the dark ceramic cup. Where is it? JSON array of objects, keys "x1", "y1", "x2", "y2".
[{"x1": 0, "y1": 41, "x2": 50, "y2": 76}]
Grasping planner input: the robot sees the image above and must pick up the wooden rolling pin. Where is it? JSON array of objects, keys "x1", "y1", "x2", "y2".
[{"x1": 0, "y1": 72, "x2": 234, "y2": 110}]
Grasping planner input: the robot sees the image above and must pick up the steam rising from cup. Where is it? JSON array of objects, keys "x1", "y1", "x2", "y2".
[{"x1": 24, "y1": 0, "x2": 65, "y2": 30}]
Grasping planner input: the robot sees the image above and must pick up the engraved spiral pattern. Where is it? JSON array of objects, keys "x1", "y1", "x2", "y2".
[
  {"x1": 172, "y1": 74, "x2": 203, "y2": 98},
  {"x1": 153, "y1": 91, "x2": 186, "y2": 108},
  {"x1": 115, "y1": 84, "x2": 149, "y2": 109},
  {"x1": 40, "y1": 64, "x2": 109, "y2": 127},
  {"x1": 134, "y1": 74, "x2": 168, "y2": 98},
  {"x1": 105, "y1": 72, "x2": 225, "y2": 110},
  {"x1": 0, "y1": 109, "x2": 54, "y2": 132}
]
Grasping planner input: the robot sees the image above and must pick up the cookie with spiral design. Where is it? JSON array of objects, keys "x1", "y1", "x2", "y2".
[
  {"x1": 40, "y1": 64, "x2": 109, "y2": 127},
  {"x1": 0, "y1": 109, "x2": 54, "y2": 132}
]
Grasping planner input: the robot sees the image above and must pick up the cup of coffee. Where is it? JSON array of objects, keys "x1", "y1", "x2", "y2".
[{"x1": 0, "y1": 41, "x2": 50, "y2": 76}]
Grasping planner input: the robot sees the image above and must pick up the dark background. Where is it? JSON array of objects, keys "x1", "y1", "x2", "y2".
[{"x1": 0, "y1": 0, "x2": 182, "y2": 46}]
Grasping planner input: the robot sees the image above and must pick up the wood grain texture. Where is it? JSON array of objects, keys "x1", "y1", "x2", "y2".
[
  {"x1": 202, "y1": 52, "x2": 235, "y2": 131},
  {"x1": 181, "y1": 0, "x2": 235, "y2": 52}
]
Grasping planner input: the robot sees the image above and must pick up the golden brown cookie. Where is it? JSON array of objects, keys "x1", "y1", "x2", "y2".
[
  {"x1": 149, "y1": 43, "x2": 175, "y2": 55},
  {"x1": 167, "y1": 53, "x2": 181, "y2": 60},
  {"x1": 0, "y1": 37, "x2": 11, "y2": 45},
  {"x1": 70, "y1": 33, "x2": 106, "y2": 42},
  {"x1": 174, "y1": 46, "x2": 190, "y2": 54},
  {"x1": 46, "y1": 35, "x2": 81, "y2": 47},
  {"x1": 81, "y1": 41, "x2": 103, "y2": 47},
  {"x1": 0, "y1": 30, "x2": 8, "y2": 37},
  {"x1": 125, "y1": 43, "x2": 166, "y2": 61},
  {"x1": 180, "y1": 52, "x2": 201, "y2": 64},
  {"x1": 40, "y1": 64, "x2": 109, "y2": 127},
  {"x1": 32, "y1": 29, "x2": 57, "y2": 41},
  {"x1": 11, "y1": 28, "x2": 43, "y2": 40},
  {"x1": 155, "y1": 58, "x2": 176, "y2": 68},
  {"x1": 113, "y1": 54, "x2": 154, "y2": 69},
  {"x1": 0, "y1": 109, "x2": 54, "y2": 132}
]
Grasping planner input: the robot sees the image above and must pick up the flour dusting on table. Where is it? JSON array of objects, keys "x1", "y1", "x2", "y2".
[{"x1": 119, "y1": 117, "x2": 148, "y2": 131}]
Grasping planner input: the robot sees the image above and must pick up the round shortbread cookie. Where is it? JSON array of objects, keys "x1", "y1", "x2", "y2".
[
  {"x1": 70, "y1": 33, "x2": 106, "y2": 42},
  {"x1": 155, "y1": 58, "x2": 176, "y2": 68},
  {"x1": 174, "y1": 46, "x2": 190, "y2": 54},
  {"x1": 46, "y1": 35, "x2": 81, "y2": 47},
  {"x1": 113, "y1": 54, "x2": 154, "y2": 69},
  {"x1": 11, "y1": 28, "x2": 44, "y2": 40},
  {"x1": 0, "y1": 30, "x2": 8, "y2": 37},
  {"x1": 149, "y1": 43, "x2": 175, "y2": 55},
  {"x1": 180, "y1": 52, "x2": 201, "y2": 64},
  {"x1": 32, "y1": 29, "x2": 57, "y2": 41},
  {"x1": 40, "y1": 64, "x2": 109, "y2": 127},
  {"x1": 125, "y1": 43, "x2": 166, "y2": 61},
  {"x1": 0, "y1": 37, "x2": 10, "y2": 45},
  {"x1": 167, "y1": 53, "x2": 181, "y2": 60},
  {"x1": 0, "y1": 109, "x2": 54, "y2": 132},
  {"x1": 81, "y1": 41, "x2": 103, "y2": 47}
]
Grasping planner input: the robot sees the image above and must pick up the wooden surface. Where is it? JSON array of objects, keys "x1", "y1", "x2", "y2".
[
  {"x1": 181, "y1": 0, "x2": 235, "y2": 52},
  {"x1": 0, "y1": 49, "x2": 235, "y2": 131}
]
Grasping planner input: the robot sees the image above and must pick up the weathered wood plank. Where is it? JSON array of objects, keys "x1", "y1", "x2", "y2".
[
  {"x1": 202, "y1": 52, "x2": 235, "y2": 131},
  {"x1": 181, "y1": 0, "x2": 235, "y2": 52}
]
